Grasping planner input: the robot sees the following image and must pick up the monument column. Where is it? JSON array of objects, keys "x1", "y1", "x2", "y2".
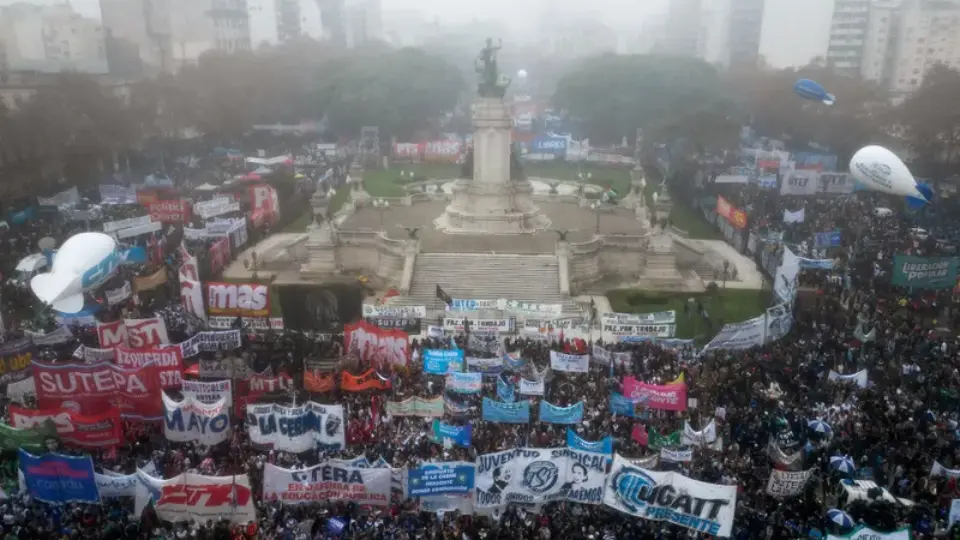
[{"x1": 435, "y1": 38, "x2": 550, "y2": 235}]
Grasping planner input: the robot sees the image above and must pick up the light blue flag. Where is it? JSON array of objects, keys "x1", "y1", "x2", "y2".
[
  {"x1": 497, "y1": 375, "x2": 515, "y2": 402},
  {"x1": 481, "y1": 398, "x2": 530, "y2": 423},
  {"x1": 503, "y1": 351, "x2": 526, "y2": 371},
  {"x1": 566, "y1": 428, "x2": 613, "y2": 454},
  {"x1": 539, "y1": 401, "x2": 584, "y2": 424},
  {"x1": 432, "y1": 420, "x2": 472, "y2": 447},
  {"x1": 424, "y1": 349, "x2": 464, "y2": 375}
]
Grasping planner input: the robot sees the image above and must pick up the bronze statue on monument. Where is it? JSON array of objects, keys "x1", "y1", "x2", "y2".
[{"x1": 475, "y1": 38, "x2": 510, "y2": 99}]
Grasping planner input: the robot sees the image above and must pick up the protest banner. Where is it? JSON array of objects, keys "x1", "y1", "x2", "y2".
[
  {"x1": 115, "y1": 346, "x2": 183, "y2": 388},
  {"x1": 603, "y1": 454, "x2": 737, "y2": 537},
  {"x1": 262, "y1": 462, "x2": 391, "y2": 505},
  {"x1": 344, "y1": 320, "x2": 409, "y2": 368},
  {"x1": 341, "y1": 370, "x2": 391, "y2": 391},
  {"x1": 162, "y1": 395, "x2": 231, "y2": 445},
  {"x1": 19, "y1": 450, "x2": 99, "y2": 503},
  {"x1": 622, "y1": 377, "x2": 687, "y2": 411},
  {"x1": 246, "y1": 402, "x2": 345, "y2": 452},
  {"x1": 136, "y1": 471, "x2": 257, "y2": 524},
  {"x1": 539, "y1": 401, "x2": 585, "y2": 424},
  {"x1": 549, "y1": 351, "x2": 589, "y2": 373},
  {"x1": 481, "y1": 398, "x2": 530, "y2": 423},
  {"x1": 9, "y1": 406, "x2": 122, "y2": 448},
  {"x1": 408, "y1": 462, "x2": 475, "y2": 496},
  {"x1": 32, "y1": 360, "x2": 163, "y2": 419},
  {"x1": 766, "y1": 468, "x2": 815, "y2": 497},
  {"x1": 180, "y1": 379, "x2": 232, "y2": 405}
]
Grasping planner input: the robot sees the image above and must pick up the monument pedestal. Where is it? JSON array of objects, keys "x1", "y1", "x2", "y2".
[{"x1": 435, "y1": 97, "x2": 550, "y2": 235}]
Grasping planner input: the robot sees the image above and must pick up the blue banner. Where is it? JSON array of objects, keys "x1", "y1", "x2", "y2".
[
  {"x1": 503, "y1": 351, "x2": 526, "y2": 371},
  {"x1": 118, "y1": 246, "x2": 148, "y2": 265},
  {"x1": 9, "y1": 207, "x2": 36, "y2": 226},
  {"x1": 793, "y1": 152, "x2": 838, "y2": 172},
  {"x1": 539, "y1": 401, "x2": 584, "y2": 424},
  {"x1": 610, "y1": 392, "x2": 647, "y2": 419},
  {"x1": 443, "y1": 395, "x2": 472, "y2": 417},
  {"x1": 432, "y1": 420, "x2": 472, "y2": 447},
  {"x1": 814, "y1": 231, "x2": 841, "y2": 248},
  {"x1": 567, "y1": 429, "x2": 613, "y2": 454},
  {"x1": 408, "y1": 462, "x2": 475, "y2": 497},
  {"x1": 482, "y1": 398, "x2": 530, "y2": 423},
  {"x1": 424, "y1": 349, "x2": 464, "y2": 375},
  {"x1": 327, "y1": 517, "x2": 347, "y2": 535},
  {"x1": 19, "y1": 449, "x2": 100, "y2": 503},
  {"x1": 799, "y1": 258, "x2": 834, "y2": 270},
  {"x1": 446, "y1": 372, "x2": 482, "y2": 394},
  {"x1": 497, "y1": 375, "x2": 515, "y2": 402},
  {"x1": 531, "y1": 136, "x2": 568, "y2": 155}
]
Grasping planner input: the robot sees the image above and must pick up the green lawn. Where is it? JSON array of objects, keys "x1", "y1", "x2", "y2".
[
  {"x1": 365, "y1": 162, "x2": 633, "y2": 199},
  {"x1": 607, "y1": 288, "x2": 771, "y2": 342},
  {"x1": 361, "y1": 161, "x2": 723, "y2": 240},
  {"x1": 281, "y1": 207, "x2": 314, "y2": 232}
]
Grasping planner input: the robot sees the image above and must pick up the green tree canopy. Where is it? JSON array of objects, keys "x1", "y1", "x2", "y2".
[
  {"x1": 723, "y1": 64, "x2": 892, "y2": 163},
  {"x1": 896, "y1": 64, "x2": 960, "y2": 178},
  {"x1": 553, "y1": 54, "x2": 733, "y2": 147}
]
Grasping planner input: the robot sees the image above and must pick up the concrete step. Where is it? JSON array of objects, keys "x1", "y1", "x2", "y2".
[{"x1": 388, "y1": 253, "x2": 580, "y2": 317}]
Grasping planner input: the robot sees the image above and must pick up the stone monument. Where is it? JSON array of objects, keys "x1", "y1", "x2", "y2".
[{"x1": 435, "y1": 38, "x2": 550, "y2": 235}]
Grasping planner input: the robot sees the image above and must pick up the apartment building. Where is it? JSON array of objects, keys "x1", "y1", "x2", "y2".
[
  {"x1": 0, "y1": 3, "x2": 107, "y2": 73},
  {"x1": 100, "y1": 0, "x2": 251, "y2": 74},
  {"x1": 827, "y1": 0, "x2": 873, "y2": 73},
  {"x1": 316, "y1": 0, "x2": 381, "y2": 47}
]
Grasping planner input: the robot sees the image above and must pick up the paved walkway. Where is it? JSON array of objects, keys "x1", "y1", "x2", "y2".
[{"x1": 686, "y1": 239, "x2": 767, "y2": 290}]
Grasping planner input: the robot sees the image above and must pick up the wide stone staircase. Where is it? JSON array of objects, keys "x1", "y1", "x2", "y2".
[{"x1": 386, "y1": 253, "x2": 580, "y2": 317}]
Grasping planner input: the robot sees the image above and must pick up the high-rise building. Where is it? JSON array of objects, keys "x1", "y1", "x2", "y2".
[
  {"x1": 883, "y1": 0, "x2": 960, "y2": 93},
  {"x1": 276, "y1": 0, "x2": 303, "y2": 41},
  {"x1": 660, "y1": 0, "x2": 703, "y2": 56},
  {"x1": 0, "y1": 3, "x2": 107, "y2": 73},
  {"x1": 822, "y1": 0, "x2": 960, "y2": 94},
  {"x1": 826, "y1": 0, "x2": 872, "y2": 73},
  {"x1": 727, "y1": 0, "x2": 766, "y2": 65},
  {"x1": 316, "y1": 0, "x2": 380, "y2": 47},
  {"x1": 690, "y1": 0, "x2": 766, "y2": 67},
  {"x1": 100, "y1": 0, "x2": 250, "y2": 74}
]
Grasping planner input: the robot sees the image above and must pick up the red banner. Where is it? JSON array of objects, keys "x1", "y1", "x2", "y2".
[
  {"x1": 8, "y1": 406, "x2": 123, "y2": 448},
  {"x1": 423, "y1": 140, "x2": 462, "y2": 163},
  {"x1": 341, "y1": 370, "x2": 392, "y2": 392},
  {"x1": 97, "y1": 320, "x2": 128, "y2": 348},
  {"x1": 393, "y1": 143, "x2": 423, "y2": 159},
  {"x1": 149, "y1": 200, "x2": 191, "y2": 223},
  {"x1": 115, "y1": 347, "x2": 183, "y2": 389},
  {"x1": 208, "y1": 238, "x2": 232, "y2": 275},
  {"x1": 716, "y1": 196, "x2": 748, "y2": 230},
  {"x1": 304, "y1": 371, "x2": 335, "y2": 393},
  {"x1": 249, "y1": 184, "x2": 279, "y2": 228},
  {"x1": 206, "y1": 282, "x2": 270, "y2": 317},
  {"x1": 32, "y1": 361, "x2": 163, "y2": 420},
  {"x1": 344, "y1": 320, "x2": 409, "y2": 368}
]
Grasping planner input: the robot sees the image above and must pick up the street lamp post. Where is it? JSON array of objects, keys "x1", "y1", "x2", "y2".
[
  {"x1": 373, "y1": 198, "x2": 390, "y2": 230},
  {"x1": 590, "y1": 201, "x2": 601, "y2": 234}
]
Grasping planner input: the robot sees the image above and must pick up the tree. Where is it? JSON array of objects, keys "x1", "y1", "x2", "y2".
[
  {"x1": 553, "y1": 54, "x2": 730, "y2": 146},
  {"x1": 723, "y1": 63, "x2": 892, "y2": 163},
  {"x1": 319, "y1": 47, "x2": 464, "y2": 139},
  {"x1": 897, "y1": 64, "x2": 960, "y2": 178}
]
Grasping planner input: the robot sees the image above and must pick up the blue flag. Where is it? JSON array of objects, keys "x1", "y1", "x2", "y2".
[
  {"x1": 18, "y1": 449, "x2": 100, "y2": 504},
  {"x1": 432, "y1": 420, "x2": 472, "y2": 447},
  {"x1": 482, "y1": 398, "x2": 530, "y2": 423},
  {"x1": 539, "y1": 401, "x2": 584, "y2": 424},
  {"x1": 424, "y1": 349, "x2": 464, "y2": 374},
  {"x1": 567, "y1": 428, "x2": 613, "y2": 454},
  {"x1": 497, "y1": 374, "x2": 515, "y2": 402}
]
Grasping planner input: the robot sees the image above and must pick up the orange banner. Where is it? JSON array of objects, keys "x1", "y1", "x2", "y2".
[
  {"x1": 304, "y1": 371, "x2": 335, "y2": 393},
  {"x1": 341, "y1": 369, "x2": 392, "y2": 392}
]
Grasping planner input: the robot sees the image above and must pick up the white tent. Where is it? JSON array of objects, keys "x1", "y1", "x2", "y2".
[{"x1": 194, "y1": 183, "x2": 220, "y2": 192}]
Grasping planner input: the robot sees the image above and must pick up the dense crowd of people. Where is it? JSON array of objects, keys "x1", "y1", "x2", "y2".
[{"x1": 1, "y1": 141, "x2": 959, "y2": 540}]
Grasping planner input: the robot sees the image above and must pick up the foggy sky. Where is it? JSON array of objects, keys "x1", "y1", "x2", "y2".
[{"x1": 3, "y1": 0, "x2": 668, "y2": 32}]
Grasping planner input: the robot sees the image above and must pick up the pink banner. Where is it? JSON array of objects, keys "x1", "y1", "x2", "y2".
[{"x1": 622, "y1": 377, "x2": 687, "y2": 411}]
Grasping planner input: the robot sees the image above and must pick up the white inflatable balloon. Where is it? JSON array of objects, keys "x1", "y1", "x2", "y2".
[
  {"x1": 30, "y1": 232, "x2": 119, "y2": 313},
  {"x1": 849, "y1": 145, "x2": 927, "y2": 201}
]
